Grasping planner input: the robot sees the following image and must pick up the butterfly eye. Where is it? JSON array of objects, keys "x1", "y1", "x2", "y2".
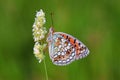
[{"x1": 49, "y1": 27, "x2": 54, "y2": 33}]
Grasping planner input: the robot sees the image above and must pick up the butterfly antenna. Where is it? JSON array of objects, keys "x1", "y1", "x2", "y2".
[{"x1": 50, "y1": 12, "x2": 54, "y2": 27}]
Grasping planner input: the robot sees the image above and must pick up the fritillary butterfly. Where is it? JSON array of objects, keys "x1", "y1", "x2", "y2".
[{"x1": 47, "y1": 27, "x2": 90, "y2": 66}]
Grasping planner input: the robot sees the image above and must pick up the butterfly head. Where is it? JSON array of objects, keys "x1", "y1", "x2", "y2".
[{"x1": 46, "y1": 27, "x2": 54, "y2": 42}]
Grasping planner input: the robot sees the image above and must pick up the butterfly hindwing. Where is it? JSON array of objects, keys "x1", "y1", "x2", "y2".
[{"x1": 48, "y1": 32, "x2": 75, "y2": 66}]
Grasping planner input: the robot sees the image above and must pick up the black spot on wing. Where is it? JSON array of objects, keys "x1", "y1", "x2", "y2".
[
  {"x1": 74, "y1": 39, "x2": 76, "y2": 43},
  {"x1": 78, "y1": 43, "x2": 81, "y2": 46}
]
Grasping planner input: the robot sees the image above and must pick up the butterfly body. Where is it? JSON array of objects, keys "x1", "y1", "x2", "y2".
[{"x1": 47, "y1": 27, "x2": 89, "y2": 66}]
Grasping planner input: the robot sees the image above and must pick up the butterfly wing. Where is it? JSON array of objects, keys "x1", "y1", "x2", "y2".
[{"x1": 48, "y1": 32, "x2": 89, "y2": 66}]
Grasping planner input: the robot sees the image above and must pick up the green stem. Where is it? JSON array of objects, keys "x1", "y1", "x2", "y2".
[{"x1": 43, "y1": 58, "x2": 48, "y2": 80}]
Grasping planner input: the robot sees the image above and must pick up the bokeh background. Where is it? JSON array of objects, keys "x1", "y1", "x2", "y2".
[{"x1": 0, "y1": 0, "x2": 120, "y2": 80}]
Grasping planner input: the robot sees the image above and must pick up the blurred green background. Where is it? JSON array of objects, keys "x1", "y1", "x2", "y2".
[{"x1": 0, "y1": 0, "x2": 120, "y2": 80}]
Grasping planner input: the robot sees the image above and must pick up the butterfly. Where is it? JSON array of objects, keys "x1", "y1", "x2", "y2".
[{"x1": 46, "y1": 27, "x2": 90, "y2": 66}]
